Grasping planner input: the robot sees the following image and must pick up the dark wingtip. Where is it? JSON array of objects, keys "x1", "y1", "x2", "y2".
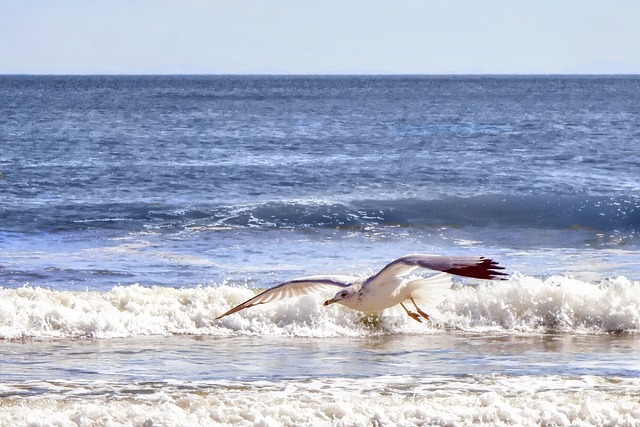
[{"x1": 446, "y1": 258, "x2": 508, "y2": 280}]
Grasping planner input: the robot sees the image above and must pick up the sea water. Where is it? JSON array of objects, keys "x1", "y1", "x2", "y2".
[{"x1": 1, "y1": 75, "x2": 640, "y2": 426}]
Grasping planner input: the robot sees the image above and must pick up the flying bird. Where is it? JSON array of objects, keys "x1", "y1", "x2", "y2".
[{"x1": 216, "y1": 254, "x2": 506, "y2": 322}]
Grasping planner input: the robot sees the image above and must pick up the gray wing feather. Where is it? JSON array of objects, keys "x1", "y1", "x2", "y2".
[
  {"x1": 369, "y1": 254, "x2": 506, "y2": 285},
  {"x1": 216, "y1": 275, "x2": 356, "y2": 319}
]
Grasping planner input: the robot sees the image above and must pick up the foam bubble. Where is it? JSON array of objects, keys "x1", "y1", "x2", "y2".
[
  {"x1": 442, "y1": 274, "x2": 640, "y2": 333},
  {"x1": 0, "y1": 376, "x2": 639, "y2": 426},
  {"x1": 1, "y1": 274, "x2": 639, "y2": 339}
]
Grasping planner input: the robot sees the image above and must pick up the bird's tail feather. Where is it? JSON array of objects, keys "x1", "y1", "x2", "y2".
[{"x1": 405, "y1": 273, "x2": 453, "y2": 308}]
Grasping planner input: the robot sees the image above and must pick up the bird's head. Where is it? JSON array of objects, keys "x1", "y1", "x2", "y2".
[{"x1": 323, "y1": 287, "x2": 357, "y2": 307}]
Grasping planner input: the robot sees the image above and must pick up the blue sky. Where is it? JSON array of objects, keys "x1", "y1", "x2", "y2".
[{"x1": 2, "y1": 0, "x2": 639, "y2": 74}]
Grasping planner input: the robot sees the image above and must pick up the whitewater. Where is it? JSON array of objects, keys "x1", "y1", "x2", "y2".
[
  {"x1": 2, "y1": 375, "x2": 640, "y2": 426},
  {"x1": 2, "y1": 275, "x2": 640, "y2": 339},
  {"x1": 3, "y1": 273, "x2": 640, "y2": 425}
]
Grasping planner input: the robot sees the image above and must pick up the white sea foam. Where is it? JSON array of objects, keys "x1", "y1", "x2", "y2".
[
  {"x1": 1, "y1": 375, "x2": 639, "y2": 426},
  {"x1": 1, "y1": 275, "x2": 639, "y2": 339}
]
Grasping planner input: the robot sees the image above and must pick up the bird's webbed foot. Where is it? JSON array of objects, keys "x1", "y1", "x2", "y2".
[
  {"x1": 401, "y1": 302, "x2": 423, "y2": 323},
  {"x1": 411, "y1": 297, "x2": 431, "y2": 321},
  {"x1": 414, "y1": 306, "x2": 430, "y2": 321}
]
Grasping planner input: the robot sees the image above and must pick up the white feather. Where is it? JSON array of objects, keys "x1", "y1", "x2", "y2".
[{"x1": 404, "y1": 273, "x2": 453, "y2": 308}]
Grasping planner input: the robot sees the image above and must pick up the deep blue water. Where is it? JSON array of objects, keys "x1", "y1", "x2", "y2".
[{"x1": 1, "y1": 75, "x2": 639, "y2": 291}]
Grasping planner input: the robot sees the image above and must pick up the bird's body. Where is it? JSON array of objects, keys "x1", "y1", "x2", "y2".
[
  {"x1": 216, "y1": 254, "x2": 506, "y2": 322},
  {"x1": 342, "y1": 275, "x2": 445, "y2": 312}
]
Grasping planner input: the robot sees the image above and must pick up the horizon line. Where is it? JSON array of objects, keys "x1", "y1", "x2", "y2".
[{"x1": 3, "y1": 72, "x2": 640, "y2": 77}]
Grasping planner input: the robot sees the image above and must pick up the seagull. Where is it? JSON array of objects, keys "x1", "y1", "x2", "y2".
[{"x1": 216, "y1": 254, "x2": 506, "y2": 323}]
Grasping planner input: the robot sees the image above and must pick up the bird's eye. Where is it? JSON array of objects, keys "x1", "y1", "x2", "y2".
[{"x1": 340, "y1": 292, "x2": 348, "y2": 297}]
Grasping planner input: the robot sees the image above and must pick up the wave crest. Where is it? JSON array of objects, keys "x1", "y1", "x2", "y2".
[
  {"x1": 444, "y1": 274, "x2": 640, "y2": 333},
  {"x1": 1, "y1": 275, "x2": 639, "y2": 339},
  {"x1": 4, "y1": 195, "x2": 639, "y2": 234}
]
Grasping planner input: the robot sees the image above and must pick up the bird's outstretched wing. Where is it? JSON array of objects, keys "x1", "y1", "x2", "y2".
[
  {"x1": 368, "y1": 254, "x2": 507, "y2": 285},
  {"x1": 216, "y1": 275, "x2": 357, "y2": 319}
]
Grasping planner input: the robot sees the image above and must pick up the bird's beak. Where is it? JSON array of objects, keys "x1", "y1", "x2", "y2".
[{"x1": 323, "y1": 298, "x2": 337, "y2": 306}]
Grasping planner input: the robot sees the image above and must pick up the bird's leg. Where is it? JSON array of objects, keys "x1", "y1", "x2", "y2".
[
  {"x1": 400, "y1": 302, "x2": 423, "y2": 323},
  {"x1": 410, "y1": 297, "x2": 431, "y2": 321}
]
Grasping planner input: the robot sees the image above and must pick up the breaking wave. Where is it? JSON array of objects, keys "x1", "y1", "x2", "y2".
[
  {"x1": 3, "y1": 195, "x2": 639, "y2": 234},
  {"x1": 2, "y1": 275, "x2": 639, "y2": 340}
]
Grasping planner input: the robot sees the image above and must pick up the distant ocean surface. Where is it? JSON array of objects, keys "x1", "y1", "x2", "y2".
[{"x1": 1, "y1": 75, "x2": 640, "y2": 426}]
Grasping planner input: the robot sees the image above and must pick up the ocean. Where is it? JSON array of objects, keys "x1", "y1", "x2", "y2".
[{"x1": 1, "y1": 75, "x2": 639, "y2": 426}]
